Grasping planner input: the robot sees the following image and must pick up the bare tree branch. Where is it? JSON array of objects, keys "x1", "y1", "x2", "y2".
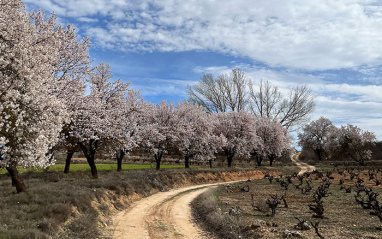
[
  {"x1": 188, "y1": 69, "x2": 315, "y2": 130},
  {"x1": 187, "y1": 69, "x2": 249, "y2": 113},
  {"x1": 249, "y1": 80, "x2": 315, "y2": 130}
]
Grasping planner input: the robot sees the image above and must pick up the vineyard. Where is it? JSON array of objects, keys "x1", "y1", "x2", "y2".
[{"x1": 193, "y1": 165, "x2": 382, "y2": 238}]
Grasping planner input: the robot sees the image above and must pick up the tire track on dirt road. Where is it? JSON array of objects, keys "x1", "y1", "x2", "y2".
[
  {"x1": 107, "y1": 155, "x2": 313, "y2": 239},
  {"x1": 108, "y1": 182, "x2": 232, "y2": 239},
  {"x1": 290, "y1": 152, "x2": 316, "y2": 176}
]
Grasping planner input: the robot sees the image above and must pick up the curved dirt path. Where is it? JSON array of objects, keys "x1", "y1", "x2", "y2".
[
  {"x1": 107, "y1": 181, "x2": 240, "y2": 239},
  {"x1": 107, "y1": 155, "x2": 313, "y2": 239},
  {"x1": 290, "y1": 152, "x2": 316, "y2": 176}
]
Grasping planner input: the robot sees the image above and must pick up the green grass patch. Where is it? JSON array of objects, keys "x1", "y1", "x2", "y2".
[{"x1": 0, "y1": 164, "x2": 191, "y2": 175}]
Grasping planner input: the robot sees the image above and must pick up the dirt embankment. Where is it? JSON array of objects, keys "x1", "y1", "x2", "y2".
[{"x1": 102, "y1": 169, "x2": 278, "y2": 239}]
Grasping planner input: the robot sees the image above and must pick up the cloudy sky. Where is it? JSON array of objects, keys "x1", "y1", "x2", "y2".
[{"x1": 24, "y1": 0, "x2": 382, "y2": 139}]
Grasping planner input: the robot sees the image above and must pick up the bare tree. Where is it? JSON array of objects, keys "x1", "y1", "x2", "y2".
[
  {"x1": 249, "y1": 80, "x2": 315, "y2": 130},
  {"x1": 187, "y1": 68, "x2": 249, "y2": 113},
  {"x1": 188, "y1": 69, "x2": 315, "y2": 130}
]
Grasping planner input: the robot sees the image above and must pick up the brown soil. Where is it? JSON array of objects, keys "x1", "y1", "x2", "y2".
[{"x1": 216, "y1": 169, "x2": 382, "y2": 238}]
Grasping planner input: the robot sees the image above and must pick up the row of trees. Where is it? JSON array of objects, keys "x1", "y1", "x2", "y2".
[
  {"x1": 62, "y1": 72, "x2": 292, "y2": 176},
  {"x1": 0, "y1": 1, "x2": 292, "y2": 192},
  {"x1": 298, "y1": 117, "x2": 377, "y2": 165}
]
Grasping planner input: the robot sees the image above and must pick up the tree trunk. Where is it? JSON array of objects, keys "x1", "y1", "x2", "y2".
[
  {"x1": 224, "y1": 149, "x2": 234, "y2": 167},
  {"x1": 79, "y1": 140, "x2": 99, "y2": 179},
  {"x1": 256, "y1": 155, "x2": 263, "y2": 166},
  {"x1": 349, "y1": 152, "x2": 366, "y2": 166},
  {"x1": 6, "y1": 163, "x2": 26, "y2": 193},
  {"x1": 88, "y1": 159, "x2": 98, "y2": 178},
  {"x1": 64, "y1": 150, "x2": 75, "y2": 174},
  {"x1": 268, "y1": 154, "x2": 275, "y2": 166},
  {"x1": 116, "y1": 149, "x2": 126, "y2": 172},
  {"x1": 185, "y1": 155, "x2": 190, "y2": 168},
  {"x1": 227, "y1": 155, "x2": 233, "y2": 167},
  {"x1": 314, "y1": 149, "x2": 322, "y2": 161},
  {"x1": 209, "y1": 159, "x2": 212, "y2": 168},
  {"x1": 155, "y1": 152, "x2": 162, "y2": 170}
]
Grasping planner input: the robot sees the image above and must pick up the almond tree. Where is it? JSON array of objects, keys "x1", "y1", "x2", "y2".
[
  {"x1": 173, "y1": 101, "x2": 216, "y2": 168},
  {"x1": 214, "y1": 111, "x2": 258, "y2": 167},
  {"x1": 335, "y1": 124, "x2": 376, "y2": 165},
  {"x1": 253, "y1": 117, "x2": 290, "y2": 166},
  {"x1": 43, "y1": 14, "x2": 92, "y2": 173},
  {"x1": 298, "y1": 117, "x2": 337, "y2": 161},
  {"x1": 71, "y1": 62, "x2": 129, "y2": 178},
  {"x1": 0, "y1": 1, "x2": 68, "y2": 192},
  {"x1": 141, "y1": 101, "x2": 176, "y2": 170},
  {"x1": 113, "y1": 90, "x2": 152, "y2": 171},
  {"x1": 52, "y1": 23, "x2": 92, "y2": 173}
]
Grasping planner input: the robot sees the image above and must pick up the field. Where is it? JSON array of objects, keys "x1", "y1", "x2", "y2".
[
  {"x1": 193, "y1": 166, "x2": 382, "y2": 239},
  {"x1": 0, "y1": 163, "x2": 187, "y2": 175},
  {"x1": 5, "y1": 153, "x2": 382, "y2": 239},
  {"x1": 0, "y1": 160, "x2": 288, "y2": 239}
]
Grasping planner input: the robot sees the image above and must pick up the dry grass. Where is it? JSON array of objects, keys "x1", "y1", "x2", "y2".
[
  {"x1": 192, "y1": 187, "x2": 251, "y2": 239},
  {"x1": 0, "y1": 166, "x2": 279, "y2": 239}
]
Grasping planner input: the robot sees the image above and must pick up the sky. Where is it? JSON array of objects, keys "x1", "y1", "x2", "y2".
[{"x1": 23, "y1": 0, "x2": 382, "y2": 140}]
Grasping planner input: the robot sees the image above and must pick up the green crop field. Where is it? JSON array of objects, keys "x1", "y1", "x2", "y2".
[{"x1": 0, "y1": 163, "x2": 191, "y2": 174}]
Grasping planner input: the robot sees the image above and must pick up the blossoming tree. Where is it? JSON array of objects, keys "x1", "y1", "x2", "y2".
[
  {"x1": 112, "y1": 90, "x2": 153, "y2": 171},
  {"x1": 0, "y1": 1, "x2": 68, "y2": 192},
  {"x1": 141, "y1": 101, "x2": 177, "y2": 170},
  {"x1": 298, "y1": 117, "x2": 337, "y2": 161},
  {"x1": 70, "y1": 62, "x2": 129, "y2": 178},
  {"x1": 336, "y1": 124, "x2": 376, "y2": 165},
  {"x1": 44, "y1": 13, "x2": 92, "y2": 174},
  {"x1": 214, "y1": 111, "x2": 258, "y2": 167},
  {"x1": 253, "y1": 117, "x2": 290, "y2": 166},
  {"x1": 173, "y1": 101, "x2": 216, "y2": 168}
]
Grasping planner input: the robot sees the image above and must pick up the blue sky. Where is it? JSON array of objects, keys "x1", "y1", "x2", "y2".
[{"x1": 24, "y1": 0, "x2": 382, "y2": 140}]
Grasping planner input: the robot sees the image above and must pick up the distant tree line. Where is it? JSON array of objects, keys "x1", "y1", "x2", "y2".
[{"x1": 298, "y1": 117, "x2": 377, "y2": 165}]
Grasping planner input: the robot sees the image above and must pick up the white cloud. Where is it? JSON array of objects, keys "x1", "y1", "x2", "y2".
[
  {"x1": 24, "y1": 0, "x2": 382, "y2": 71},
  {"x1": 318, "y1": 84, "x2": 382, "y2": 102},
  {"x1": 353, "y1": 118, "x2": 382, "y2": 140},
  {"x1": 130, "y1": 78, "x2": 191, "y2": 99},
  {"x1": 77, "y1": 17, "x2": 98, "y2": 23},
  {"x1": 24, "y1": 0, "x2": 66, "y2": 15}
]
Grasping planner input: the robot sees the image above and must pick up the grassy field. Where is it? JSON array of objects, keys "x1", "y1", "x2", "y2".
[
  {"x1": 0, "y1": 163, "x2": 188, "y2": 175},
  {"x1": 193, "y1": 167, "x2": 382, "y2": 239}
]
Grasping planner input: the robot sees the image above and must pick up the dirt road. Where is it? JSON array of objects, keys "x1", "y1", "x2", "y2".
[
  {"x1": 290, "y1": 153, "x2": 316, "y2": 175},
  {"x1": 107, "y1": 181, "x2": 238, "y2": 239},
  {"x1": 107, "y1": 155, "x2": 313, "y2": 239}
]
